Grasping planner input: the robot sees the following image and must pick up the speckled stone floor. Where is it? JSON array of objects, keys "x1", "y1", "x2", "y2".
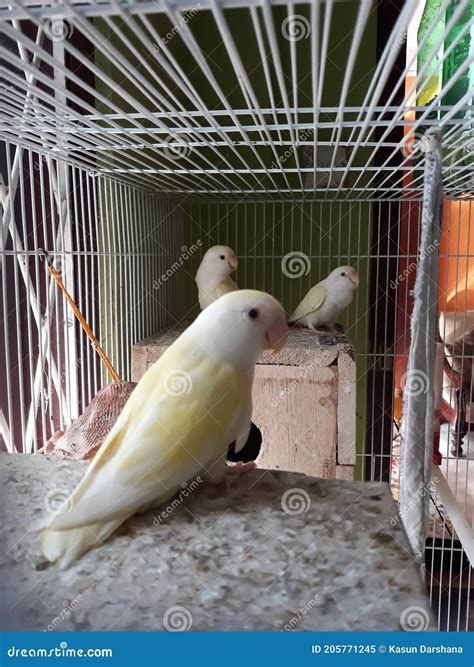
[{"x1": 0, "y1": 454, "x2": 435, "y2": 631}]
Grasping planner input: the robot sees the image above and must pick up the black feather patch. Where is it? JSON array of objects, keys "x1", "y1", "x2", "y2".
[{"x1": 227, "y1": 422, "x2": 262, "y2": 463}]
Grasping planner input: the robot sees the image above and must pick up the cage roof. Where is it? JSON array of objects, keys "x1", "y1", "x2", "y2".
[{"x1": 1, "y1": 0, "x2": 473, "y2": 201}]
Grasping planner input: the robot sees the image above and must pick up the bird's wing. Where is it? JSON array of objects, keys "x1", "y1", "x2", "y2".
[
  {"x1": 232, "y1": 397, "x2": 252, "y2": 454},
  {"x1": 40, "y1": 340, "x2": 250, "y2": 532},
  {"x1": 292, "y1": 284, "x2": 327, "y2": 320}
]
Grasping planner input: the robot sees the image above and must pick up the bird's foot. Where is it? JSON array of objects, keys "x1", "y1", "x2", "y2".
[
  {"x1": 309, "y1": 325, "x2": 330, "y2": 334},
  {"x1": 225, "y1": 461, "x2": 257, "y2": 489}
]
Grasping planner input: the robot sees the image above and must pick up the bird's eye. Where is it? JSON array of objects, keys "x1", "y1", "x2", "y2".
[
  {"x1": 248, "y1": 308, "x2": 259, "y2": 320},
  {"x1": 220, "y1": 255, "x2": 225, "y2": 260},
  {"x1": 341, "y1": 272, "x2": 346, "y2": 277}
]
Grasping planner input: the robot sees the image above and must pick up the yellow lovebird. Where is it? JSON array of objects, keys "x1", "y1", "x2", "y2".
[
  {"x1": 36, "y1": 290, "x2": 288, "y2": 568},
  {"x1": 291, "y1": 266, "x2": 359, "y2": 331},
  {"x1": 195, "y1": 245, "x2": 239, "y2": 309}
]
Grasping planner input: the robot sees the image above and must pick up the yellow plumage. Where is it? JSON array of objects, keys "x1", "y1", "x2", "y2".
[
  {"x1": 291, "y1": 284, "x2": 327, "y2": 321},
  {"x1": 214, "y1": 276, "x2": 239, "y2": 298},
  {"x1": 291, "y1": 266, "x2": 359, "y2": 329},
  {"x1": 38, "y1": 333, "x2": 251, "y2": 567}
]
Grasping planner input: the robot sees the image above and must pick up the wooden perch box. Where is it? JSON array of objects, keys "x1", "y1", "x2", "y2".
[{"x1": 131, "y1": 327, "x2": 356, "y2": 480}]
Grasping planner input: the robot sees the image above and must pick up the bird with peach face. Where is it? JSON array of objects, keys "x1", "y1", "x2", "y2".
[
  {"x1": 195, "y1": 245, "x2": 265, "y2": 465},
  {"x1": 195, "y1": 245, "x2": 239, "y2": 309},
  {"x1": 291, "y1": 266, "x2": 360, "y2": 332},
  {"x1": 36, "y1": 290, "x2": 288, "y2": 567}
]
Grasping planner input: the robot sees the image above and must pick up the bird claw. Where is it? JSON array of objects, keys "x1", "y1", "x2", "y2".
[
  {"x1": 309, "y1": 326, "x2": 329, "y2": 335},
  {"x1": 225, "y1": 461, "x2": 257, "y2": 489}
]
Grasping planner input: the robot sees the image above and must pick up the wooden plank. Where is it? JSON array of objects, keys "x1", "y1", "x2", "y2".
[
  {"x1": 254, "y1": 364, "x2": 337, "y2": 478},
  {"x1": 337, "y1": 351, "x2": 356, "y2": 465},
  {"x1": 132, "y1": 326, "x2": 354, "y2": 370},
  {"x1": 130, "y1": 328, "x2": 356, "y2": 480}
]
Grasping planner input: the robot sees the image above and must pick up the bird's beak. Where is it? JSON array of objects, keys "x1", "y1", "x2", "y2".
[
  {"x1": 229, "y1": 257, "x2": 238, "y2": 271},
  {"x1": 350, "y1": 272, "x2": 360, "y2": 288},
  {"x1": 264, "y1": 317, "x2": 289, "y2": 353}
]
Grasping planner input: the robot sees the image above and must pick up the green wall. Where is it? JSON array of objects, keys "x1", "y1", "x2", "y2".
[
  {"x1": 93, "y1": 2, "x2": 378, "y2": 478},
  {"x1": 180, "y1": 2, "x2": 377, "y2": 478},
  {"x1": 183, "y1": 200, "x2": 372, "y2": 480}
]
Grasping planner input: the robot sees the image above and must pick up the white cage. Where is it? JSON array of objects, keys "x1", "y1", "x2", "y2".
[{"x1": 1, "y1": 0, "x2": 473, "y2": 631}]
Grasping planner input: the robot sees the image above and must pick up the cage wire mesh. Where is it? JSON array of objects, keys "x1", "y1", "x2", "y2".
[{"x1": 0, "y1": 0, "x2": 473, "y2": 631}]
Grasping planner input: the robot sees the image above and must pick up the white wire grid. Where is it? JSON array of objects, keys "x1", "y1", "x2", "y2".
[
  {"x1": 187, "y1": 195, "x2": 470, "y2": 631},
  {"x1": 1, "y1": 143, "x2": 184, "y2": 454},
  {"x1": 0, "y1": 0, "x2": 473, "y2": 632},
  {"x1": 0, "y1": 0, "x2": 473, "y2": 199}
]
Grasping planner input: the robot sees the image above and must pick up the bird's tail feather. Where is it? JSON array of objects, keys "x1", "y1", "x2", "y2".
[{"x1": 40, "y1": 517, "x2": 125, "y2": 569}]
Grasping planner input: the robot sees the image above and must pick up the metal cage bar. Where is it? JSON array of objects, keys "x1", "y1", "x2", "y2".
[
  {"x1": 0, "y1": 0, "x2": 472, "y2": 199},
  {"x1": 0, "y1": 0, "x2": 472, "y2": 634}
]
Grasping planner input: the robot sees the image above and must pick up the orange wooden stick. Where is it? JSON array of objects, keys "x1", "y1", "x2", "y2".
[{"x1": 44, "y1": 252, "x2": 121, "y2": 383}]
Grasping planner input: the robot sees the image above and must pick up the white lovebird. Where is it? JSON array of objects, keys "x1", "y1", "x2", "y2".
[
  {"x1": 195, "y1": 245, "x2": 239, "y2": 309},
  {"x1": 36, "y1": 290, "x2": 288, "y2": 568},
  {"x1": 291, "y1": 266, "x2": 360, "y2": 331}
]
